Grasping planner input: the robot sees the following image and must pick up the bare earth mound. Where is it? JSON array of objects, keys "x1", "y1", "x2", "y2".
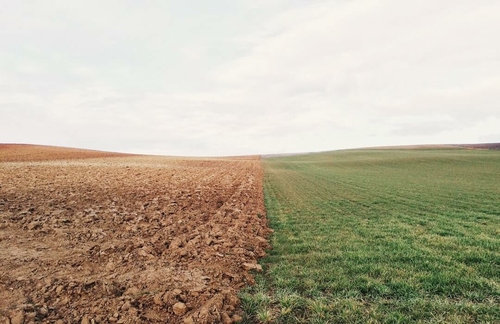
[
  {"x1": 0, "y1": 144, "x2": 131, "y2": 162},
  {"x1": 0, "y1": 147, "x2": 270, "y2": 323},
  {"x1": 455, "y1": 143, "x2": 500, "y2": 150}
]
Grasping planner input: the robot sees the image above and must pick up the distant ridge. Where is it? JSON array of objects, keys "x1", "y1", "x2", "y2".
[
  {"x1": 455, "y1": 143, "x2": 500, "y2": 150},
  {"x1": 0, "y1": 144, "x2": 132, "y2": 162},
  {"x1": 365, "y1": 143, "x2": 500, "y2": 150},
  {"x1": 262, "y1": 142, "x2": 500, "y2": 159},
  {"x1": 261, "y1": 152, "x2": 313, "y2": 159},
  {"x1": 3, "y1": 142, "x2": 499, "y2": 162}
]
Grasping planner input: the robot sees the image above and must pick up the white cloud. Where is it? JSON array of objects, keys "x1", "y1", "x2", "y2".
[{"x1": 1, "y1": 0, "x2": 499, "y2": 155}]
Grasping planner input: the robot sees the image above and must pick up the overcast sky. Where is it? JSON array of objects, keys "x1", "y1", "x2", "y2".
[{"x1": 1, "y1": 1, "x2": 499, "y2": 156}]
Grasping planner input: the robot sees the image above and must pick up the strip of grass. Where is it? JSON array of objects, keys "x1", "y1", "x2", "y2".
[{"x1": 242, "y1": 149, "x2": 500, "y2": 323}]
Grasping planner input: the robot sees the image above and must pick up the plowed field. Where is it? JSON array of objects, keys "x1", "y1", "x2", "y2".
[{"x1": 0, "y1": 145, "x2": 270, "y2": 324}]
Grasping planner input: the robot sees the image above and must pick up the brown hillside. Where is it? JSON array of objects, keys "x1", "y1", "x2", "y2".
[
  {"x1": 455, "y1": 143, "x2": 500, "y2": 150},
  {"x1": 0, "y1": 144, "x2": 131, "y2": 162}
]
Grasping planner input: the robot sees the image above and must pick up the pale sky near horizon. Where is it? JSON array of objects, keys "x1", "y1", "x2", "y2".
[{"x1": 1, "y1": 1, "x2": 499, "y2": 156}]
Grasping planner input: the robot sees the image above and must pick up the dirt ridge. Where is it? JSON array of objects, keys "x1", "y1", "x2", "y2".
[{"x1": 0, "y1": 144, "x2": 132, "y2": 162}]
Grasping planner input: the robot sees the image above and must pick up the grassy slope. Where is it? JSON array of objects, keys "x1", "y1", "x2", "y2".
[{"x1": 242, "y1": 149, "x2": 499, "y2": 323}]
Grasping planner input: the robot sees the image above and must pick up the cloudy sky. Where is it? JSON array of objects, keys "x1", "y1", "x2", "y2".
[{"x1": 1, "y1": 1, "x2": 499, "y2": 156}]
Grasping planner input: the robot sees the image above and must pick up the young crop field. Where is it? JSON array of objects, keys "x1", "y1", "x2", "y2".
[{"x1": 242, "y1": 149, "x2": 500, "y2": 323}]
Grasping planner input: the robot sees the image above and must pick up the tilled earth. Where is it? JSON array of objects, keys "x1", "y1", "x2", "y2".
[{"x1": 0, "y1": 145, "x2": 270, "y2": 323}]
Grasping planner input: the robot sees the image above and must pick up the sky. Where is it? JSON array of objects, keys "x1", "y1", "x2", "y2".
[{"x1": 1, "y1": 0, "x2": 499, "y2": 156}]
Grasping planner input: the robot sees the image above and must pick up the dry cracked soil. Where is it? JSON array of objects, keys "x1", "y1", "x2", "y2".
[{"x1": 0, "y1": 145, "x2": 271, "y2": 324}]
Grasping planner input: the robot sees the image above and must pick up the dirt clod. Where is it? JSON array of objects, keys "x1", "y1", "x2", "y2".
[
  {"x1": 242, "y1": 262, "x2": 263, "y2": 272},
  {"x1": 81, "y1": 315, "x2": 90, "y2": 324},
  {"x1": 221, "y1": 312, "x2": 232, "y2": 324},
  {"x1": 173, "y1": 302, "x2": 187, "y2": 316},
  {"x1": 10, "y1": 312, "x2": 24, "y2": 324}
]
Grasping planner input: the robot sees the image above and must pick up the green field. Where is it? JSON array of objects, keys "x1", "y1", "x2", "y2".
[{"x1": 241, "y1": 149, "x2": 500, "y2": 323}]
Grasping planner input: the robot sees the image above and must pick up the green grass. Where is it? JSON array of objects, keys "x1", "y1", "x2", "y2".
[{"x1": 241, "y1": 149, "x2": 500, "y2": 323}]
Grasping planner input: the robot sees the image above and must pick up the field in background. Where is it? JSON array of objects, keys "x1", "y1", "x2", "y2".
[
  {"x1": 242, "y1": 149, "x2": 500, "y2": 323},
  {"x1": 0, "y1": 144, "x2": 132, "y2": 162},
  {"x1": 0, "y1": 145, "x2": 270, "y2": 324}
]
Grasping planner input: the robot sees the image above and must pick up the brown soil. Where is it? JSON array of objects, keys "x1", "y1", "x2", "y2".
[
  {"x1": 455, "y1": 143, "x2": 500, "y2": 150},
  {"x1": 0, "y1": 145, "x2": 270, "y2": 323},
  {"x1": 0, "y1": 144, "x2": 132, "y2": 162}
]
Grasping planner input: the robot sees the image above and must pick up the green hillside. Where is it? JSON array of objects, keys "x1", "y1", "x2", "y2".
[{"x1": 242, "y1": 149, "x2": 500, "y2": 323}]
